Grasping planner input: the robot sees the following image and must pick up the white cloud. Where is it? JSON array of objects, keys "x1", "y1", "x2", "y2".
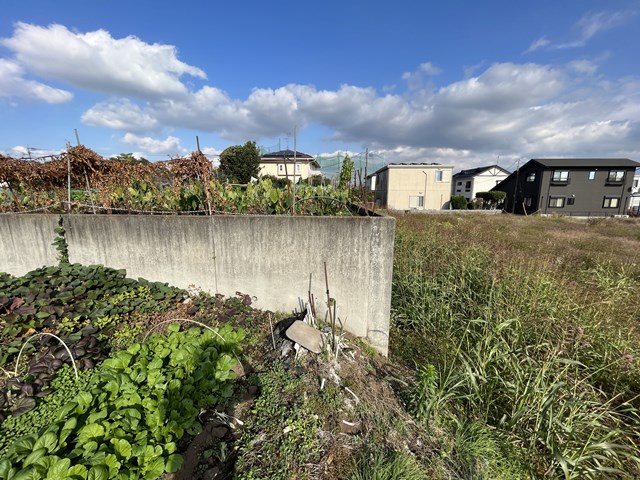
[
  {"x1": 525, "y1": 36, "x2": 551, "y2": 53},
  {"x1": 0, "y1": 58, "x2": 72, "y2": 104},
  {"x1": 82, "y1": 98, "x2": 158, "y2": 131},
  {"x1": 121, "y1": 133, "x2": 186, "y2": 156},
  {"x1": 79, "y1": 60, "x2": 640, "y2": 167},
  {"x1": 402, "y1": 62, "x2": 442, "y2": 90},
  {"x1": 1, "y1": 22, "x2": 205, "y2": 99},
  {"x1": 2, "y1": 21, "x2": 637, "y2": 172},
  {"x1": 568, "y1": 59, "x2": 599, "y2": 75},
  {"x1": 575, "y1": 10, "x2": 628, "y2": 43},
  {"x1": 5, "y1": 145, "x2": 63, "y2": 158},
  {"x1": 527, "y1": 10, "x2": 633, "y2": 52}
]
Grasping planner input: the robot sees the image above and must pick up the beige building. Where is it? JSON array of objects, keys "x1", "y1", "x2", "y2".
[
  {"x1": 259, "y1": 149, "x2": 321, "y2": 182},
  {"x1": 367, "y1": 163, "x2": 454, "y2": 210}
]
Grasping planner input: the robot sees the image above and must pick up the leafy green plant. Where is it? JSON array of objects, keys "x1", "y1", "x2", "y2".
[
  {"x1": 1, "y1": 323, "x2": 244, "y2": 479},
  {"x1": 52, "y1": 217, "x2": 69, "y2": 264}
]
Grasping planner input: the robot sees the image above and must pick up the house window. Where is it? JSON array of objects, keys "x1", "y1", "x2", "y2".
[
  {"x1": 295, "y1": 164, "x2": 301, "y2": 173},
  {"x1": 278, "y1": 164, "x2": 284, "y2": 174},
  {"x1": 409, "y1": 195, "x2": 424, "y2": 208},
  {"x1": 457, "y1": 181, "x2": 462, "y2": 186},
  {"x1": 552, "y1": 171, "x2": 569, "y2": 182},
  {"x1": 465, "y1": 181, "x2": 471, "y2": 191},
  {"x1": 588, "y1": 171, "x2": 596, "y2": 180},
  {"x1": 567, "y1": 197, "x2": 575, "y2": 205},
  {"x1": 548, "y1": 197, "x2": 565, "y2": 208},
  {"x1": 526, "y1": 172, "x2": 536, "y2": 182},
  {"x1": 608, "y1": 171, "x2": 625, "y2": 182},
  {"x1": 603, "y1": 197, "x2": 620, "y2": 208},
  {"x1": 634, "y1": 179, "x2": 639, "y2": 188},
  {"x1": 524, "y1": 197, "x2": 532, "y2": 207},
  {"x1": 435, "y1": 171, "x2": 444, "y2": 182}
]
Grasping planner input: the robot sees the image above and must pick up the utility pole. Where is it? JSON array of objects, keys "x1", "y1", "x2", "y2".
[
  {"x1": 364, "y1": 147, "x2": 369, "y2": 184},
  {"x1": 196, "y1": 136, "x2": 201, "y2": 152},
  {"x1": 74, "y1": 129, "x2": 81, "y2": 146},
  {"x1": 292, "y1": 125, "x2": 297, "y2": 215},
  {"x1": 511, "y1": 158, "x2": 521, "y2": 214},
  {"x1": 66, "y1": 141, "x2": 72, "y2": 211}
]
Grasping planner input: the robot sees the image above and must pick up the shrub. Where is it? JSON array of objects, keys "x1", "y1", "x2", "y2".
[
  {"x1": 476, "y1": 191, "x2": 506, "y2": 209},
  {"x1": 260, "y1": 175, "x2": 290, "y2": 188},
  {"x1": 450, "y1": 195, "x2": 468, "y2": 210}
]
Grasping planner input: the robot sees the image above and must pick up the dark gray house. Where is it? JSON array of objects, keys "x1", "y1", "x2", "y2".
[{"x1": 493, "y1": 158, "x2": 640, "y2": 216}]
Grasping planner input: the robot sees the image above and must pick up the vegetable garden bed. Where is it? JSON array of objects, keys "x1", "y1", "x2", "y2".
[{"x1": 0, "y1": 263, "x2": 252, "y2": 479}]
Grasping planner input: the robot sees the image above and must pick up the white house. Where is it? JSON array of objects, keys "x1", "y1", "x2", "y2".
[
  {"x1": 452, "y1": 165, "x2": 511, "y2": 200},
  {"x1": 629, "y1": 172, "x2": 640, "y2": 214}
]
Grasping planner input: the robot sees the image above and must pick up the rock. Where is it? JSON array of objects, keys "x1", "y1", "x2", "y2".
[
  {"x1": 285, "y1": 321, "x2": 325, "y2": 354},
  {"x1": 248, "y1": 385, "x2": 259, "y2": 396},
  {"x1": 340, "y1": 419, "x2": 362, "y2": 435},
  {"x1": 232, "y1": 362, "x2": 246, "y2": 378},
  {"x1": 203, "y1": 467, "x2": 220, "y2": 480}
]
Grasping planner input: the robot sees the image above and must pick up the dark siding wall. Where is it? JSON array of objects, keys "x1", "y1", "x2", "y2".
[
  {"x1": 374, "y1": 170, "x2": 389, "y2": 207},
  {"x1": 499, "y1": 164, "x2": 542, "y2": 214},
  {"x1": 540, "y1": 168, "x2": 634, "y2": 215}
]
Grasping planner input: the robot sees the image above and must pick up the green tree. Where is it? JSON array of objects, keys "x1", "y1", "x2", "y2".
[
  {"x1": 112, "y1": 153, "x2": 149, "y2": 163},
  {"x1": 219, "y1": 141, "x2": 261, "y2": 183},
  {"x1": 338, "y1": 154, "x2": 354, "y2": 190}
]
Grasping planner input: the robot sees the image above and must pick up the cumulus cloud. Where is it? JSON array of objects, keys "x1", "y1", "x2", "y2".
[
  {"x1": 1, "y1": 22, "x2": 205, "y2": 98},
  {"x1": 0, "y1": 58, "x2": 72, "y2": 104},
  {"x1": 78, "y1": 60, "x2": 640, "y2": 166},
  {"x1": 82, "y1": 98, "x2": 158, "y2": 131},
  {"x1": 2, "y1": 21, "x2": 638, "y2": 171},
  {"x1": 121, "y1": 133, "x2": 186, "y2": 156}
]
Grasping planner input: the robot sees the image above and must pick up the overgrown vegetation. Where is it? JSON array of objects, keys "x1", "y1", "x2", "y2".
[
  {"x1": 0, "y1": 145, "x2": 354, "y2": 215},
  {"x1": 391, "y1": 214, "x2": 640, "y2": 479}
]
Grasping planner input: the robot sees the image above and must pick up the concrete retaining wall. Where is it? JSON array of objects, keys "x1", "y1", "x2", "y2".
[{"x1": 0, "y1": 214, "x2": 395, "y2": 354}]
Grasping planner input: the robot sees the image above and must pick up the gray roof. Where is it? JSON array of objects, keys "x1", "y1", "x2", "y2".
[
  {"x1": 531, "y1": 158, "x2": 639, "y2": 168},
  {"x1": 453, "y1": 164, "x2": 510, "y2": 178},
  {"x1": 261, "y1": 149, "x2": 314, "y2": 159}
]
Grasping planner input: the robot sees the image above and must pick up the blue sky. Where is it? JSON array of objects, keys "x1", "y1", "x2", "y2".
[{"x1": 0, "y1": 0, "x2": 639, "y2": 170}]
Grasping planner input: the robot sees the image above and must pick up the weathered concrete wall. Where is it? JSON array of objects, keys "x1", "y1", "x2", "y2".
[
  {"x1": 0, "y1": 215, "x2": 59, "y2": 274},
  {"x1": 0, "y1": 214, "x2": 395, "y2": 354}
]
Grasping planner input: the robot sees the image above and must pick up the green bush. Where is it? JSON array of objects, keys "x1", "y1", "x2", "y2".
[{"x1": 450, "y1": 195, "x2": 468, "y2": 210}]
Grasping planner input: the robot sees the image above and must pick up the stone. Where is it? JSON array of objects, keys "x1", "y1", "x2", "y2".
[
  {"x1": 285, "y1": 321, "x2": 325, "y2": 354},
  {"x1": 232, "y1": 362, "x2": 246, "y2": 378},
  {"x1": 340, "y1": 419, "x2": 362, "y2": 435}
]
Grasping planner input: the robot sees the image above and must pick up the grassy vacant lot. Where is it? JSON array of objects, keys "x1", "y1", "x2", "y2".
[{"x1": 390, "y1": 213, "x2": 640, "y2": 479}]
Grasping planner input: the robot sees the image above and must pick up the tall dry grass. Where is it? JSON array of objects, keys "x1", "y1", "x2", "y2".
[{"x1": 391, "y1": 214, "x2": 640, "y2": 479}]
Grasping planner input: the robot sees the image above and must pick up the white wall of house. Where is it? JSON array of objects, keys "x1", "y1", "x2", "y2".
[
  {"x1": 630, "y1": 173, "x2": 640, "y2": 213},
  {"x1": 452, "y1": 167, "x2": 509, "y2": 200},
  {"x1": 258, "y1": 161, "x2": 319, "y2": 181}
]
